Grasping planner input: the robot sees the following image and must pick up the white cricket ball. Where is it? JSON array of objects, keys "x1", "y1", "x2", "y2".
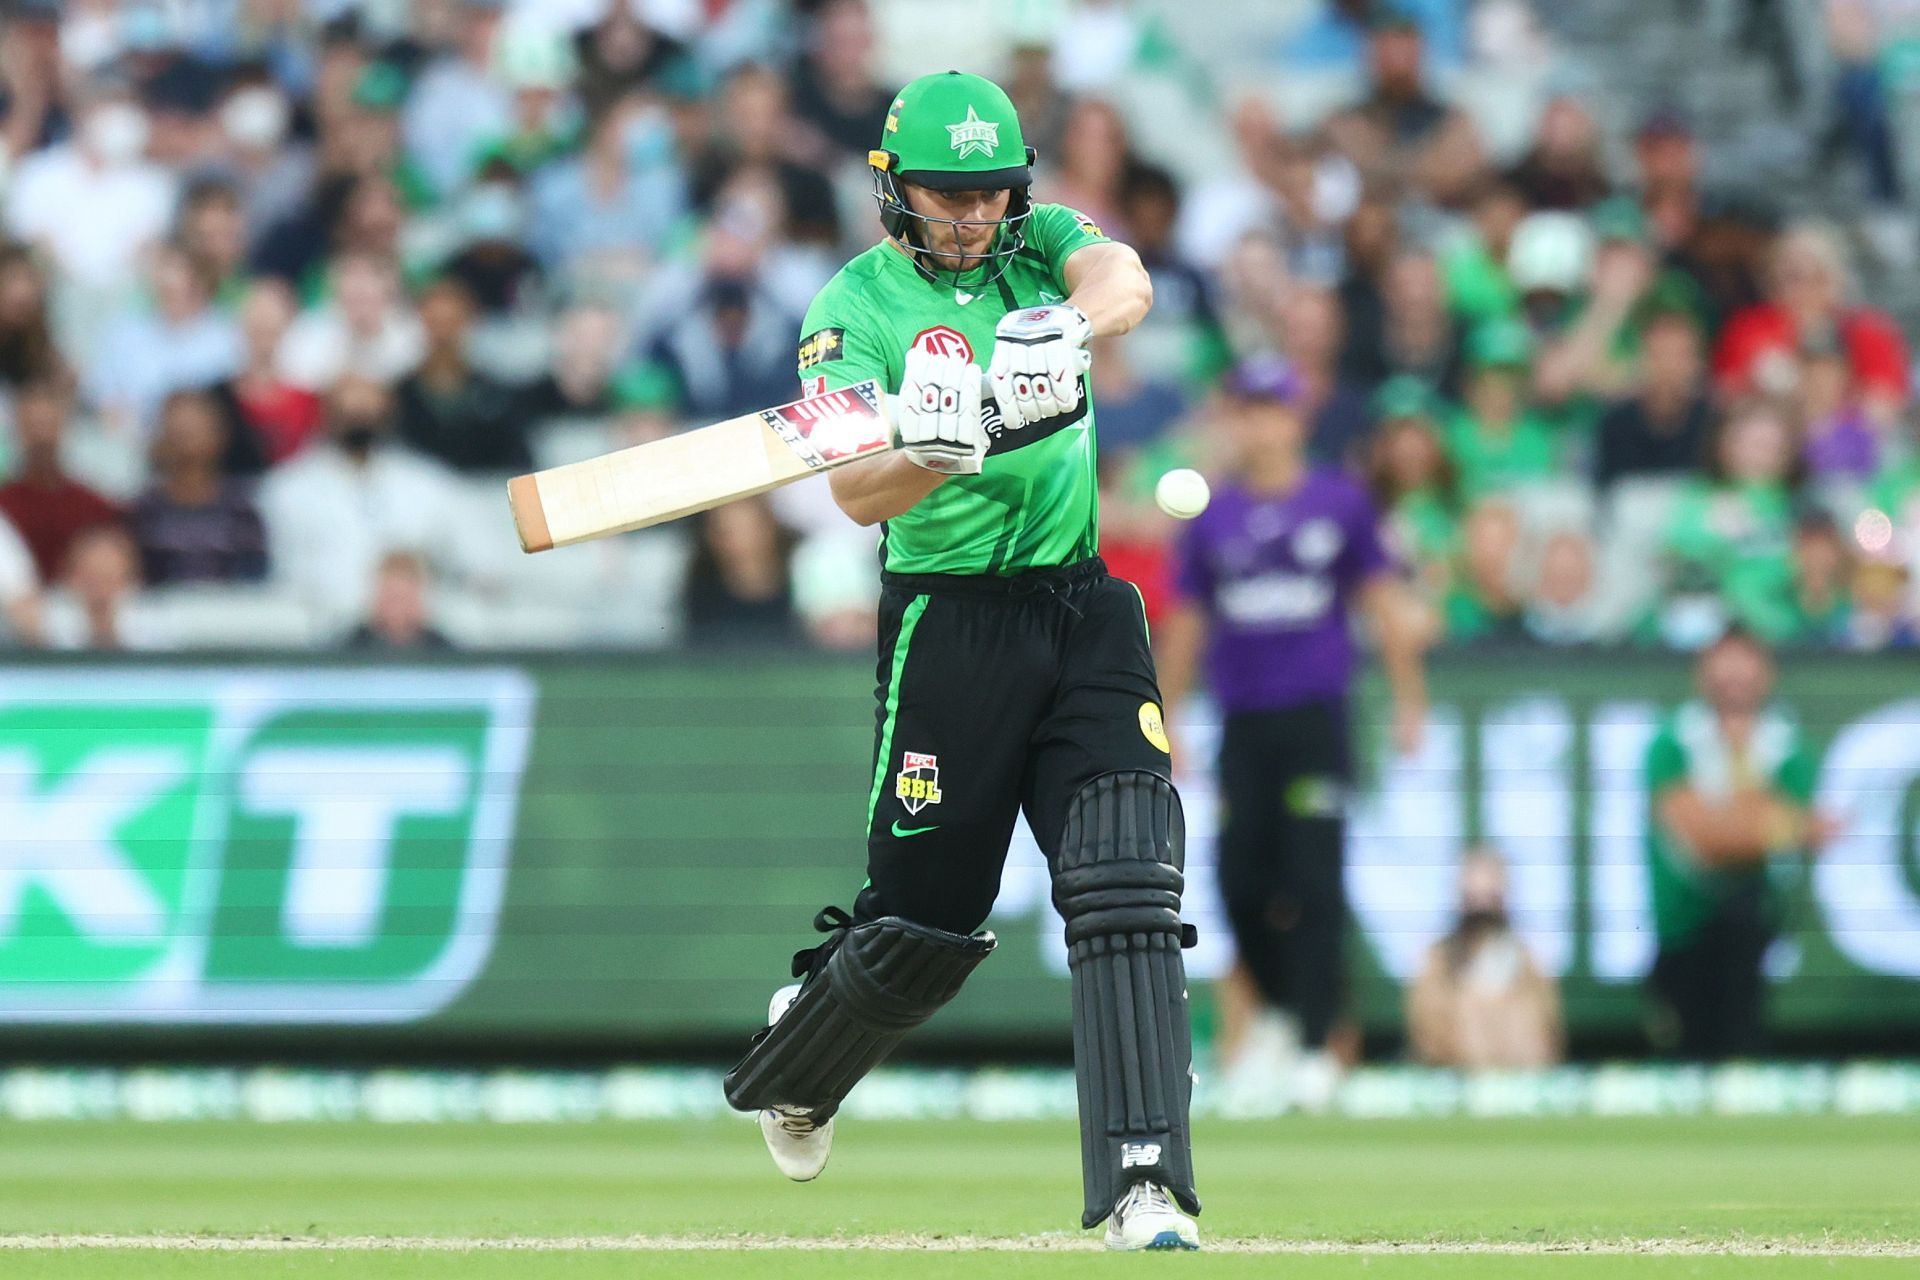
[{"x1": 1154, "y1": 468, "x2": 1211, "y2": 520}]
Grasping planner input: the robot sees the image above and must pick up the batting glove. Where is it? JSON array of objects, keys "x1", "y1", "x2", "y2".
[
  {"x1": 896, "y1": 347, "x2": 987, "y2": 475},
  {"x1": 988, "y1": 304, "x2": 1093, "y2": 431}
]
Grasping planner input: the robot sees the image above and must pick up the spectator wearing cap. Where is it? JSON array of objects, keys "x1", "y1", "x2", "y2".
[
  {"x1": 0, "y1": 381, "x2": 122, "y2": 585},
  {"x1": 86, "y1": 243, "x2": 244, "y2": 437},
  {"x1": 787, "y1": 0, "x2": 891, "y2": 162},
  {"x1": 127, "y1": 391, "x2": 269, "y2": 588},
  {"x1": 466, "y1": 28, "x2": 581, "y2": 185},
  {"x1": 1367, "y1": 376, "x2": 1462, "y2": 611},
  {"x1": 1714, "y1": 223, "x2": 1908, "y2": 421},
  {"x1": 403, "y1": 0, "x2": 513, "y2": 200},
  {"x1": 1157, "y1": 357, "x2": 1428, "y2": 1109},
  {"x1": 1659, "y1": 400, "x2": 1803, "y2": 644},
  {"x1": 1645, "y1": 628, "x2": 1833, "y2": 1061},
  {"x1": 1447, "y1": 320, "x2": 1556, "y2": 501},
  {"x1": 5, "y1": 80, "x2": 177, "y2": 296},
  {"x1": 1593, "y1": 306, "x2": 1713, "y2": 490},
  {"x1": 333, "y1": 64, "x2": 438, "y2": 212},
  {"x1": 1533, "y1": 200, "x2": 1687, "y2": 410},
  {"x1": 208, "y1": 76, "x2": 316, "y2": 244},
  {"x1": 1325, "y1": 9, "x2": 1486, "y2": 207},
  {"x1": 528, "y1": 90, "x2": 687, "y2": 283},
  {"x1": 1506, "y1": 94, "x2": 1611, "y2": 212},
  {"x1": 393, "y1": 277, "x2": 531, "y2": 474},
  {"x1": 442, "y1": 162, "x2": 547, "y2": 316}
]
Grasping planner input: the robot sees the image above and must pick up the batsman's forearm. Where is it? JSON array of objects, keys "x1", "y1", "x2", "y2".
[
  {"x1": 1062, "y1": 242, "x2": 1153, "y2": 337},
  {"x1": 829, "y1": 450, "x2": 947, "y2": 526}
]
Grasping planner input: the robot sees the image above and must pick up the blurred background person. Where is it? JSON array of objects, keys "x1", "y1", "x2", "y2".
[
  {"x1": 393, "y1": 276, "x2": 530, "y2": 473},
  {"x1": 42, "y1": 523, "x2": 169, "y2": 651},
  {"x1": 0, "y1": 380, "x2": 121, "y2": 585},
  {"x1": 345, "y1": 548, "x2": 453, "y2": 650},
  {"x1": 1645, "y1": 627, "x2": 1835, "y2": 1061},
  {"x1": 1157, "y1": 359, "x2": 1428, "y2": 1112},
  {"x1": 1406, "y1": 847, "x2": 1563, "y2": 1069},
  {"x1": 127, "y1": 391, "x2": 269, "y2": 588},
  {"x1": 680, "y1": 497, "x2": 799, "y2": 647}
]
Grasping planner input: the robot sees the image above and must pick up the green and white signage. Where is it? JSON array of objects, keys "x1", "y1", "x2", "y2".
[{"x1": 0, "y1": 669, "x2": 534, "y2": 1023}]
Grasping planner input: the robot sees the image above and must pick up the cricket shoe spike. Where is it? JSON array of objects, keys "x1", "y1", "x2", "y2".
[
  {"x1": 1104, "y1": 1181, "x2": 1201, "y2": 1252},
  {"x1": 756, "y1": 984, "x2": 834, "y2": 1181}
]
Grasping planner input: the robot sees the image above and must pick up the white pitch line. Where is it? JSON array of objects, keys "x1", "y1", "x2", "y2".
[{"x1": 0, "y1": 1235, "x2": 1915, "y2": 1257}]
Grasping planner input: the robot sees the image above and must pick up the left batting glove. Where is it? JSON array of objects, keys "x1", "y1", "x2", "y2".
[{"x1": 988, "y1": 304, "x2": 1093, "y2": 431}]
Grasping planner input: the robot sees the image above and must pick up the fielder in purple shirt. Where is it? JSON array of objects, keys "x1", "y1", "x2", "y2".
[{"x1": 1158, "y1": 357, "x2": 1429, "y2": 1106}]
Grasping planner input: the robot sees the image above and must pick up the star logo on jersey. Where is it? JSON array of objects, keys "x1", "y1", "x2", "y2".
[{"x1": 946, "y1": 105, "x2": 999, "y2": 160}]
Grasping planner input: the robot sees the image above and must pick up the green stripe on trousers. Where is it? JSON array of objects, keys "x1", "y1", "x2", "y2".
[{"x1": 866, "y1": 593, "x2": 930, "y2": 829}]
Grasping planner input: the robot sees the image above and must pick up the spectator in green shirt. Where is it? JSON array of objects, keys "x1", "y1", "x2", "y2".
[
  {"x1": 1446, "y1": 319, "x2": 1558, "y2": 500},
  {"x1": 1644, "y1": 627, "x2": 1833, "y2": 1060},
  {"x1": 1787, "y1": 511, "x2": 1854, "y2": 645},
  {"x1": 1444, "y1": 499, "x2": 1528, "y2": 642},
  {"x1": 1366, "y1": 376, "x2": 1462, "y2": 610},
  {"x1": 1440, "y1": 177, "x2": 1525, "y2": 326},
  {"x1": 1660, "y1": 399, "x2": 1804, "y2": 642}
]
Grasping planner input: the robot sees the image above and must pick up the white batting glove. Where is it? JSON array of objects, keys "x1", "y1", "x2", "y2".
[
  {"x1": 988, "y1": 304, "x2": 1093, "y2": 430},
  {"x1": 895, "y1": 347, "x2": 987, "y2": 474}
]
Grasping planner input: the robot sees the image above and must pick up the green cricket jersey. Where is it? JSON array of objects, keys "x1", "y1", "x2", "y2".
[
  {"x1": 1644, "y1": 701, "x2": 1815, "y2": 944},
  {"x1": 798, "y1": 203, "x2": 1112, "y2": 575}
]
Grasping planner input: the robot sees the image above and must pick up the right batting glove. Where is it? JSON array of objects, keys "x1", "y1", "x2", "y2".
[{"x1": 895, "y1": 347, "x2": 987, "y2": 475}]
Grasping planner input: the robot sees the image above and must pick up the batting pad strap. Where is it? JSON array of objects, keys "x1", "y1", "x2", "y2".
[
  {"x1": 723, "y1": 915, "x2": 995, "y2": 1117},
  {"x1": 1055, "y1": 771, "x2": 1201, "y2": 1229}
]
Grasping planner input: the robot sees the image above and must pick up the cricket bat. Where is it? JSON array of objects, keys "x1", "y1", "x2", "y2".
[{"x1": 509, "y1": 379, "x2": 903, "y2": 553}]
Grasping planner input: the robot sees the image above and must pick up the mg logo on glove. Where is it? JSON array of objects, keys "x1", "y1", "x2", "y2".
[{"x1": 911, "y1": 325, "x2": 973, "y2": 361}]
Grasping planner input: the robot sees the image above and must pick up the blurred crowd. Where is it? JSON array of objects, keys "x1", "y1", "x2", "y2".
[{"x1": 0, "y1": 0, "x2": 1917, "y2": 652}]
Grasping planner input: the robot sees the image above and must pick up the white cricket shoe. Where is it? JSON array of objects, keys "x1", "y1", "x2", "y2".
[
  {"x1": 756, "y1": 983, "x2": 834, "y2": 1182},
  {"x1": 1104, "y1": 1181, "x2": 1200, "y2": 1251}
]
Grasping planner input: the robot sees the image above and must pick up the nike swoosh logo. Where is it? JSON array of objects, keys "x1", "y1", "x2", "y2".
[
  {"x1": 1039, "y1": 292, "x2": 1063, "y2": 303},
  {"x1": 955, "y1": 291, "x2": 975, "y2": 305},
  {"x1": 891, "y1": 821, "x2": 941, "y2": 838}
]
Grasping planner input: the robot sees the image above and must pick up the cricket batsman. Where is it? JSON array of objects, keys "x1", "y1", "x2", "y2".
[{"x1": 722, "y1": 71, "x2": 1201, "y2": 1251}]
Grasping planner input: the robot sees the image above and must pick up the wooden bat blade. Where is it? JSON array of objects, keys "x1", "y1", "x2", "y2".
[{"x1": 508, "y1": 380, "x2": 894, "y2": 552}]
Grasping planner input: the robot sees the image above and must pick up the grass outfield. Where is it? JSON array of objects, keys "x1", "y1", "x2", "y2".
[{"x1": 0, "y1": 1115, "x2": 1914, "y2": 1277}]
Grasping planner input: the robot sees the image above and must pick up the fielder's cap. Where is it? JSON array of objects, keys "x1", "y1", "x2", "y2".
[
  {"x1": 1224, "y1": 356, "x2": 1305, "y2": 404},
  {"x1": 1372, "y1": 374, "x2": 1439, "y2": 420},
  {"x1": 877, "y1": 70, "x2": 1032, "y2": 191},
  {"x1": 1466, "y1": 318, "x2": 1533, "y2": 370}
]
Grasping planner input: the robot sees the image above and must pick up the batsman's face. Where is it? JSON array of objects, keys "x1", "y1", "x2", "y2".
[{"x1": 902, "y1": 182, "x2": 1011, "y2": 270}]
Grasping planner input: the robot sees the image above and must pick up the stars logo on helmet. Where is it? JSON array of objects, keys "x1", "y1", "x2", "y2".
[{"x1": 946, "y1": 105, "x2": 999, "y2": 159}]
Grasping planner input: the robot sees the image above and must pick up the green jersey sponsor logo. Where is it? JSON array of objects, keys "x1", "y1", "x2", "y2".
[{"x1": 0, "y1": 669, "x2": 533, "y2": 1023}]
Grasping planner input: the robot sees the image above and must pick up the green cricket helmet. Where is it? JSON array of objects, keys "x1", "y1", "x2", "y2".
[{"x1": 868, "y1": 71, "x2": 1037, "y2": 286}]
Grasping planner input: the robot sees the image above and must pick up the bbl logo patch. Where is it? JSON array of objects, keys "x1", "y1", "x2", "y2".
[
  {"x1": 895, "y1": 750, "x2": 943, "y2": 814},
  {"x1": 1072, "y1": 211, "x2": 1105, "y2": 239},
  {"x1": 1138, "y1": 702, "x2": 1171, "y2": 754}
]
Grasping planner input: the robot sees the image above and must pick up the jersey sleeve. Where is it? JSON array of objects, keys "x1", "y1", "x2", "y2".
[
  {"x1": 797, "y1": 286, "x2": 895, "y2": 397},
  {"x1": 1335, "y1": 479, "x2": 1393, "y2": 589},
  {"x1": 1172, "y1": 518, "x2": 1214, "y2": 608},
  {"x1": 1026, "y1": 203, "x2": 1114, "y2": 285},
  {"x1": 1774, "y1": 739, "x2": 1817, "y2": 806},
  {"x1": 1645, "y1": 725, "x2": 1688, "y2": 794}
]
